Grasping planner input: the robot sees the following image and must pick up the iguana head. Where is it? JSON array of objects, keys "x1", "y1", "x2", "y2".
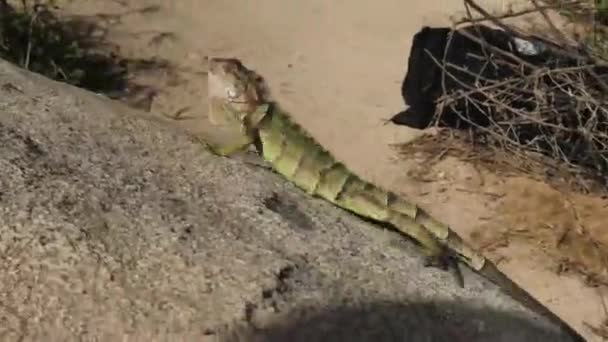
[{"x1": 207, "y1": 57, "x2": 270, "y2": 130}]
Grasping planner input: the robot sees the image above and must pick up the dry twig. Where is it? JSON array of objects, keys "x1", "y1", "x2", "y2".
[{"x1": 424, "y1": 0, "x2": 608, "y2": 191}]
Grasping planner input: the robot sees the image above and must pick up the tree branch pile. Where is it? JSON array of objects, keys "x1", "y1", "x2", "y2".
[{"x1": 427, "y1": 0, "x2": 608, "y2": 190}]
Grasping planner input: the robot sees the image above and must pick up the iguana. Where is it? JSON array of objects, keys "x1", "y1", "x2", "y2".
[{"x1": 202, "y1": 57, "x2": 585, "y2": 342}]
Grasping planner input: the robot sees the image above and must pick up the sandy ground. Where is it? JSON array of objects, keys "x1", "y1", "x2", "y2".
[{"x1": 36, "y1": 0, "x2": 608, "y2": 340}]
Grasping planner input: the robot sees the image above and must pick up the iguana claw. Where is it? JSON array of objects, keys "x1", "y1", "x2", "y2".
[{"x1": 423, "y1": 254, "x2": 465, "y2": 288}]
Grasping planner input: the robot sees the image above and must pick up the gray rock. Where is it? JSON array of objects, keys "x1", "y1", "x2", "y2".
[{"x1": 0, "y1": 59, "x2": 574, "y2": 341}]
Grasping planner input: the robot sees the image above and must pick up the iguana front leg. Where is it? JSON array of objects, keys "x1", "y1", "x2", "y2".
[
  {"x1": 199, "y1": 137, "x2": 251, "y2": 157},
  {"x1": 196, "y1": 103, "x2": 257, "y2": 158},
  {"x1": 197, "y1": 130, "x2": 276, "y2": 173},
  {"x1": 201, "y1": 101, "x2": 270, "y2": 158}
]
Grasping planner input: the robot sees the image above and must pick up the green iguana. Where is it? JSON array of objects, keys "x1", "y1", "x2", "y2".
[{"x1": 203, "y1": 57, "x2": 584, "y2": 342}]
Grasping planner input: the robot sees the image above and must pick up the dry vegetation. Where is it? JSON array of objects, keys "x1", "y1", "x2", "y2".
[
  {"x1": 0, "y1": 0, "x2": 170, "y2": 109},
  {"x1": 399, "y1": 0, "x2": 608, "y2": 194}
]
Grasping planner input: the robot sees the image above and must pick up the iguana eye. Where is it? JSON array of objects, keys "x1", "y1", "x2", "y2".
[{"x1": 226, "y1": 88, "x2": 237, "y2": 98}]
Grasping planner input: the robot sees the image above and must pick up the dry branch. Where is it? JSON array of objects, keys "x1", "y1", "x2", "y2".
[{"x1": 427, "y1": 0, "x2": 608, "y2": 191}]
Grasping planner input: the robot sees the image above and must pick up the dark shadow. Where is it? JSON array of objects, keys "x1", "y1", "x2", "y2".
[
  {"x1": 219, "y1": 300, "x2": 584, "y2": 342},
  {"x1": 0, "y1": 2, "x2": 173, "y2": 111},
  {"x1": 390, "y1": 25, "x2": 557, "y2": 130},
  {"x1": 262, "y1": 191, "x2": 317, "y2": 231}
]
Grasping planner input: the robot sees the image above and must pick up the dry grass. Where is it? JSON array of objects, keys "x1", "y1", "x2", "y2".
[{"x1": 0, "y1": 0, "x2": 171, "y2": 110}]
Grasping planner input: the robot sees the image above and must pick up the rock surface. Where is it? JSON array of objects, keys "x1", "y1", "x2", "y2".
[{"x1": 0, "y1": 59, "x2": 576, "y2": 341}]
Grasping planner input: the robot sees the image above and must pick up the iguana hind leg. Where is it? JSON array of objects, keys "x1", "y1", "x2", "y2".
[
  {"x1": 337, "y1": 191, "x2": 461, "y2": 282},
  {"x1": 388, "y1": 211, "x2": 463, "y2": 286}
]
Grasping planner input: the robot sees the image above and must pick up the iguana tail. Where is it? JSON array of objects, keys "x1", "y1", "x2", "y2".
[
  {"x1": 388, "y1": 194, "x2": 584, "y2": 341},
  {"x1": 477, "y1": 258, "x2": 585, "y2": 342}
]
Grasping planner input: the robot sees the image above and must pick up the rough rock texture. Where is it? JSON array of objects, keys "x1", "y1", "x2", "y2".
[{"x1": 0, "y1": 58, "x2": 576, "y2": 341}]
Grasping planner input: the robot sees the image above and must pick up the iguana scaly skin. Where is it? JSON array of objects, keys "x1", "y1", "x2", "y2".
[{"x1": 203, "y1": 57, "x2": 584, "y2": 342}]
